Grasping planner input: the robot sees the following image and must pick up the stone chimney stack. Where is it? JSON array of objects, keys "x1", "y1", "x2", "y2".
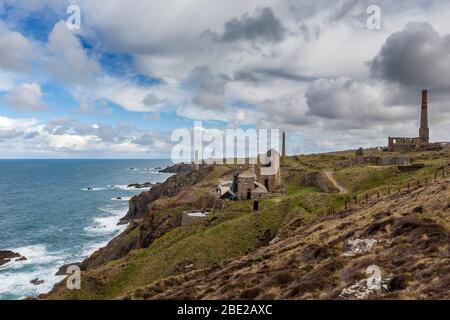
[
  {"x1": 419, "y1": 89, "x2": 429, "y2": 144},
  {"x1": 282, "y1": 132, "x2": 286, "y2": 158},
  {"x1": 194, "y1": 150, "x2": 200, "y2": 171},
  {"x1": 249, "y1": 163, "x2": 255, "y2": 175}
]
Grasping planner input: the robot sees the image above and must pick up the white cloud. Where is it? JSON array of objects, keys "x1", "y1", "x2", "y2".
[
  {"x1": 0, "y1": 22, "x2": 34, "y2": 72},
  {"x1": 46, "y1": 21, "x2": 100, "y2": 85},
  {"x1": 0, "y1": 115, "x2": 173, "y2": 157},
  {"x1": 4, "y1": 82, "x2": 48, "y2": 112},
  {"x1": 1, "y1": 1, "x2": 450, "y2": 156}
]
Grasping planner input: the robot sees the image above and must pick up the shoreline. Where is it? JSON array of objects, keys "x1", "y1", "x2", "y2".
[
  {"x1": 38, "y1": 167, "x2": 176, "y2": 299},
  {"x1": 0, "y1": 162, "x2": 174, "y2": 300}
]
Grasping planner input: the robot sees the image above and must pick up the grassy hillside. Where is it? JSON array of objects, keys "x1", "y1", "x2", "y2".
[
  {"x1": 132, "y1": 180, "x2": 450, "y2": 300},
  {"x1": 44, "y1": 146, "x2": 450, "y2": 300}
]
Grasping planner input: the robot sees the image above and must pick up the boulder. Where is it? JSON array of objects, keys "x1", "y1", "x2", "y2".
[
  {"x1": 0, "y1": 250, "x2": 25, "y2": 267},
  {"x1": 127, "y1": 182, "x2": 153, "y2": 189},
  {"x1": 30, "y1": 278, "x2": 45, "y2": 286}
]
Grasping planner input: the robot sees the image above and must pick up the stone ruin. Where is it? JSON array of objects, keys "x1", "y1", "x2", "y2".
[{"x1": 388, "y1": 90, "x2": 442, "y2": 152}]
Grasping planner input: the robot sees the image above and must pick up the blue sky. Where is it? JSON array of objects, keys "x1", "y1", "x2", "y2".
[{"x1": 0, "y1": 1, "x2": 449, "y2": 158}]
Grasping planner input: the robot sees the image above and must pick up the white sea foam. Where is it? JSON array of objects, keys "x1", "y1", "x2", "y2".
[
  {"x1": 110, "y1": 196, "x2": 132, "y2": 201},
  {"x1": 128, "y1": 167, "x2": 161, "y2": 173},
  {"x1": 81, "y1": 240, "x2": 110, "y2": 257},
  {"x1": 82, "y1": 187, "x2": 108, "y2": 191},
  {"x1": 84, "y1": 206, "x2": 127, "y2": 235},
  {"x1": 114, "y1": 184, "x2": 151, "y2": 190},
  {"x1": 0, "y1": 245, "x2": 66, "y2": 300},
  {"x1": 83, "y1": 184, "x2": 151, "y2": 192}
]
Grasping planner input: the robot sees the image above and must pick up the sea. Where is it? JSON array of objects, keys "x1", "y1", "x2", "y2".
[{"x1": 0, "y1": 159, "x2": 173, "y2": 300}]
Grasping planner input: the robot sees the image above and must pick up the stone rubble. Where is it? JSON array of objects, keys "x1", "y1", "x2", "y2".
[{"x1": 343, "y1": 239, "x2": 378, "y2": 257}]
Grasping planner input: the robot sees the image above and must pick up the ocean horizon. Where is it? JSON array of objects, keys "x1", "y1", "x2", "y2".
[{"x1": 0, "y1": 159, "x2": 173, "y2": 300}]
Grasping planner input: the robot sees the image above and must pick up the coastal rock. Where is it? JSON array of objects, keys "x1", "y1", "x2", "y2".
[
  {"x1": 55, "y1": 263, "x2": 81, "y2": 276},
  {"x1": 159, "y1": 163, "x2": 196, "y2": 174},
  {"x1": 127, "y1": 182, "x2": 153, "y2": 189},
  {"x1": 30, "y1": 278, "x2": 45, "y2": 286},
  {"x1": 0, "y1": 250, "x2": 26, "y2": 267}
]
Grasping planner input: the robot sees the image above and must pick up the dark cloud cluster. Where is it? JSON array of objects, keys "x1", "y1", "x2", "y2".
[
  {"x1": 212, "y1": 7, "x2": 286, "y2": 43},
  {"x1": 183, "y1": 65, "x2": 230, "y2": 110},
  {"x1": 305, "y1": 78, "x2": 415, "y2": 129},
  {"x1": 0, "y1": 128, "x2": 22, "y2": 139},
  {"x1": 0, "y1": 128, "x2": 38, "y2": 142},
  {"x1": 370, "y1": 22, "x2": 450, "y2": 89}
]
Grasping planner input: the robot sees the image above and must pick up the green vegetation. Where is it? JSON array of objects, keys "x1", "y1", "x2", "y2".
[
  {"x1": 52, "y1": 197, "x2": 293, "y2": 299},
  {"x1": 47, "y1": 146, "x2": 450, "y2": 300}
]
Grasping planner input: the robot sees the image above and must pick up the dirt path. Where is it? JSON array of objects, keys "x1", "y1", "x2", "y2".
[{"x1": 323, "y1": 171, "x2": 348, "y2": 194}]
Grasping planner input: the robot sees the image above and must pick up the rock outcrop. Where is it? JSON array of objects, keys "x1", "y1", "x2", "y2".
[
  {"x1": 30, "y1": 278, "x2": 45, "y2": 286},
  {"x1": 0, "y1": 250, "x2": 26, "y2": 267},
  {"x1": 120, "y1": 166, "x2": 213, "y2": 224},
  {"x1": 159, "y1": 163, "x2": 196, "y2": 174},
  {"x1": 127, "y1": 182, "x2": 153, "y2": 189}
]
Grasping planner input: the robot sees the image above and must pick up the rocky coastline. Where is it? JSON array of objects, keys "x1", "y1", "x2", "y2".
[{"x1": 40, "y1": 164, "x2": 215, "y2": 297}]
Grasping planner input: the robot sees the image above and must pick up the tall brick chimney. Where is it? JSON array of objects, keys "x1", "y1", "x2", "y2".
[
  {"x1": 282, "y1": 132, "x2": 286, "y2": 158},
  {"x1": 419, "y1": 89, "x2": 429, "y2": 144},
  {"x1": 194, "y1": 150, "x2": 200, "y2": 171}
]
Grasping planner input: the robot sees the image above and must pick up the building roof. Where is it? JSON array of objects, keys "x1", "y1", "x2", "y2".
[
  {"x1": 253, "y1": 186, "x2": 268, "y2": 194},
  {"x1": 220, "y1": 190, "x2": 236, "y2": 200},
  {"x1": 238, "y1": 171, "x2": 256, "y2": 179},
  {"x1": 218, "y1": 185, "x2": 230, "y2": 195},
  {"x1": 219, "y1": 180, "x2": 233, "y2": 187},
  {"x1": 254, "y1": 181, "x2": 268, "y2": 193}
]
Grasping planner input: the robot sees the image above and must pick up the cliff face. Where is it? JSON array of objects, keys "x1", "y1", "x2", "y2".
[
  {"x1": 78, "y1": 166, "x2": 215, "y2": 270},
  {"x1": 80, "y1": 210, "x2": 183, "y2": 270},
  {"x1": 120, "y1": 166, "x2": 213, "y2": 224}
]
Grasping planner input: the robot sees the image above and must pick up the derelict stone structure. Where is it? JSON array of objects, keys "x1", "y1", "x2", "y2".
[{"x1": 388, "y1": 90, "x2": 441, "y2": 152}]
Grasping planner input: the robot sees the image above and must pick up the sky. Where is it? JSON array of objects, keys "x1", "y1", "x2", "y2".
[{"x1": 0, "y1": 0, "x2": 449, "y2": 159}]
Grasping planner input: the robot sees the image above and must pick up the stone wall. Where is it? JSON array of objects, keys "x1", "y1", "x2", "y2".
[{"x1": 302, "y1": 172, "x2": 339, "y2": 193}]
